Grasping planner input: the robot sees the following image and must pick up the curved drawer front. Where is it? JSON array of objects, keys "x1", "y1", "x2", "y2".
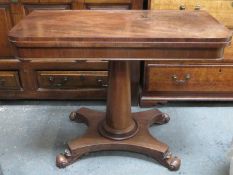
[
  {"x1": 146, "y1": 65, "x2": 233, "y2": 92},
  {"x1": 37, "y1": 71, "x2": 108, "y2": 89},
  {"x1": 0, "y1": 71, "x2": 21, "y2": 90}
]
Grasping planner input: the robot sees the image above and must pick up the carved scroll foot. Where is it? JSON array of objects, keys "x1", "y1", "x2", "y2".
[
  {"x1": 56, "y1": 148, "x2": 83, "y2": 168},
  {"x1": 69, "y1": 111, "x2": 78, "y2": 121},
  {"x1": 162, "y1": 151, "x2": 181, "y2": 171},
  {"x1": 69, "y1": 111, "x2": 88, "y2": 123},
  {"x1": 140, "y1": 109, "x2": 170, "y2": 125}
]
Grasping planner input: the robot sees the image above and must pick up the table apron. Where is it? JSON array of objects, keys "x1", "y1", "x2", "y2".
[{"x1": 15, "y1": 47, "x2": 224, "y2": 61}]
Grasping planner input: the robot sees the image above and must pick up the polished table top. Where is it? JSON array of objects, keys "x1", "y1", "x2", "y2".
[{"x1": 9, "y1": 10, "x2": 232, "y2": 48}]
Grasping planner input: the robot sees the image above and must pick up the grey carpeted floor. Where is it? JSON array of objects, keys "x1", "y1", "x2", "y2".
[{"x1": 0, "y1": 101, "x2": 232, "y2": 175}]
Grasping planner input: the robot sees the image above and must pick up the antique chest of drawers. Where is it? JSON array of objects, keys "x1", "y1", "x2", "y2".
[{"x1": 140, "y1": 0, "x2": 233, "y2": 106}]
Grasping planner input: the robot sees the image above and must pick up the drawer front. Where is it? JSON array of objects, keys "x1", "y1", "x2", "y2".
[
  {"x1": 37, "y1": 71, "x2": 108, "y2": 89},
  {"x1": 23, "y1": 4, "x2": 72, "y2": 15},
  {"x1": 151, "y1": 0, "x2": 186, "y2": 10},
  {"x1": 150, "y1": 0, "x2": 233, "y2": 28},
  {"x1": 145, "y1": 65, "x2": 233, "y2": 92},
  {"x1": 82, "y1": 0, "x2": 132, "y2": 10},
  {"x1": 85, "y1": 4, "x2": 130, "y2": 10},
  {"x1": 192, "y1": 1, "x2": 233, "y2": 29},
  {"x1": 0, "y1": 71, "x2": 21, "y2": 90}
]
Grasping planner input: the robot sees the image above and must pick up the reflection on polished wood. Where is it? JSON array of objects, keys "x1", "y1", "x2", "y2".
[{"x1": 9, "y1": 10, "x2": 231, "y2": 61}]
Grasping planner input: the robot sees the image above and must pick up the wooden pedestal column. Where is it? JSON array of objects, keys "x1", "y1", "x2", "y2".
[
  {"x1": 56, "y1": 61, "x2": 181, "y2": 171},
  {"x1": 99, "y1": 61, "x2": 138, "y2": 140}
]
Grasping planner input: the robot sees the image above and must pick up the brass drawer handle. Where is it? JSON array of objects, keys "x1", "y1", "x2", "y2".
[
  {"x1": 48, "y1": 76, "x2": 69, "y2": 88},
  {"x1": 172, "y1": 74, "x2": 190, "y2": 85},
  {"x1": 194, "y1": 5, "x2": 201, "y2": 10},
  {"x1": 97, "y1": 79, "x2": 108, "y2": 87},
  {"x1": 0, "y1": 78, "x2": 6, "y2": 88},
  {"x1": 179, "y1": 4, "x2": 186, "y2": 10}
]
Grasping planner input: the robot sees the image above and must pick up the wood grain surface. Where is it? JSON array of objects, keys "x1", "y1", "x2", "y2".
[{"x1": 9, "y1": 10, "x2": 232, "y2": 46}]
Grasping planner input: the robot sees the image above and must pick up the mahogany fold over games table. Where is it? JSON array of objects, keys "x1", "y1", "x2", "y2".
[{"x1": 9, "y1": 10, "x2": 232, "y2": 171}]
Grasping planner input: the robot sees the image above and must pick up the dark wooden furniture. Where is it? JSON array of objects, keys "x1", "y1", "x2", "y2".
[
  {"x1": 140, "y1": 0, "x2": 233, "y2": 107},
  {"x1": 0, "y1": 0, "x2": 143, "y2": 102},
  {"x1": 2, "y1": 1, "x2": 233, "y2": 106},
  {"x1": 9, "y1": 10, "x2": 232, "y2": 170}
]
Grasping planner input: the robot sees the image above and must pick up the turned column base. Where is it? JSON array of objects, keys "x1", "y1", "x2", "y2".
[
  {"x1": 56, "y1": 107, "x2": 181, "y2": 171},
  {"x1": 98, "y1": 118, "x2": 139, "y2": 140}
]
